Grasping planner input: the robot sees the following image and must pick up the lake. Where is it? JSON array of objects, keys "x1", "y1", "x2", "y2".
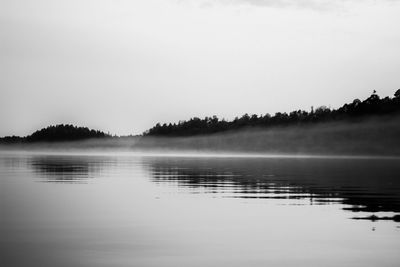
[{"x1": 1, "y1": 151, "x2": 400, "y2": 267}]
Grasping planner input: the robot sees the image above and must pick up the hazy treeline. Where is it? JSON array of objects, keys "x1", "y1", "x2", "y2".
[
  {"x1": 1, "y1": 124, "x2": 110, "y2": 143},
  {"x1": 1, "y1": 89, "x2": 400, "y2": 156},
  {"x1": 145, "y1": 90, "x2": 400, "y2": 136},
  {"x1": 137, "y1": 114, "x2": 400, "y2": 156}
]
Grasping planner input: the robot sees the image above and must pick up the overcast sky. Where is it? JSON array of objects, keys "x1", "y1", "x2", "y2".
[{"x1": 1, "y1": 0, "x2": 399, "y2": 136}]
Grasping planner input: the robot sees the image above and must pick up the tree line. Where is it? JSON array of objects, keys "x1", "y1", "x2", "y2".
[
  {"x1": 1, "y1": 89, "x2": 399, "y2": 142},
  {"x1": 1, "y1": 124, "x2": 110, "y2": 143},
  {"x1": 144, "y1": 89, "x2": 400, "y2": 137}
]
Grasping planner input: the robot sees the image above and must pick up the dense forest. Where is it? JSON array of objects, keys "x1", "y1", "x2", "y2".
[
  {"x1": 0, "y1": 124, "x2": 110, "y2": 143},
  {"x1": 144, "y1": 90, "x2": 400, "y2": 137}
]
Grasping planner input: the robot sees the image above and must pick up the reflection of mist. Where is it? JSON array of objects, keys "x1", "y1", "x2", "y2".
[
  {"x1": 145, "y1": 157, "x2": 400, "y2": 219},
  {"x1": 29, "y1": 156, "x2": 105, "y2": 183}
]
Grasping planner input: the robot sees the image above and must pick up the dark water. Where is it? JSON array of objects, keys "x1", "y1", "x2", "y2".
[{"x1": 1, "y1": 151, "x2": 400, "y2": 266}]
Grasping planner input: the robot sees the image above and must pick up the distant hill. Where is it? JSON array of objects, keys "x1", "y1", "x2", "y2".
[
  {"x1": 144, "y1": 89, "x2": 400, "y2": 137},
  {"x1": 0, "y1": 124, "x2": 110, "y2": 143}
]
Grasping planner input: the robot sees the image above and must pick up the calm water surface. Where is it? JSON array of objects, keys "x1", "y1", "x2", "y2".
[{"x1": 1, "y1": 151, "x2": 400, "y2": 267}]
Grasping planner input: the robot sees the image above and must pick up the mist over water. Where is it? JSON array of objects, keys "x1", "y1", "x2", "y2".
[
  {"x1": 2, "y1": 0, "x2": 400, "y2": 265},
  {"x1": 136, "y1": 115, "x2": 400, "y2": 156},
  {"x1": 1, "y1": 151, "x2": 400, "y2": 267},
  {"x1": 2, "y1": 114, "x2": 400, "y2": 157}
]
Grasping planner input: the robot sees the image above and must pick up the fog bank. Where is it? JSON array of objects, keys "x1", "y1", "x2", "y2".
[
  {"x1": 1, "y1": 114, "x2": 399, "y2": 156},
  {"x1": 135, "y1": 114, "x2": 400, "y2": 156}
]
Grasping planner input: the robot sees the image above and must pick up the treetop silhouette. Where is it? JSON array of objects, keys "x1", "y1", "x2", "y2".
[{"x1": 144, "y1": 90, "x2": 400, "y2": 137}]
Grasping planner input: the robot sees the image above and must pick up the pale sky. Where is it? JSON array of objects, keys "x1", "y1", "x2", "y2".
[{"x1": 1, "y1": 0, "x2": 399, "y2": 136}]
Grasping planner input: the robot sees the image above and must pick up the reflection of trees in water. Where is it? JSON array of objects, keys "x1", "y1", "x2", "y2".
[
  {"x1": 146, "y1": 157, "x2": 400, "y2": 218},
  {"x1": 29, "y1": 156, "x2": 107, "y2": 183}
]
